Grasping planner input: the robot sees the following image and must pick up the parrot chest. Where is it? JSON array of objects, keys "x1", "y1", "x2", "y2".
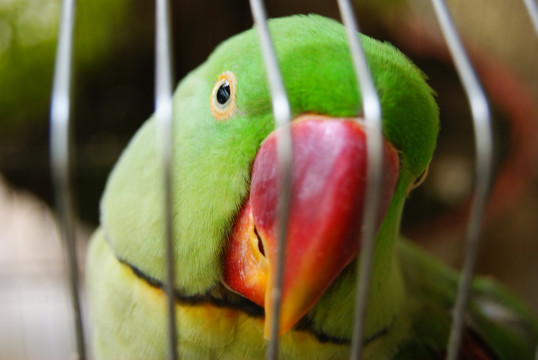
[{"x1": 88, "y1": 229, "x2": 354, "y2": 359}]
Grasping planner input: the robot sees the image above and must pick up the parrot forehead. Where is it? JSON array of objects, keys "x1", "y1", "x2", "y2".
[
  {"x1": 208, "y1": 15, "x2": 350, "y2": 68},
  {"x1": 204, "y1": 15, "x2": 360, "y2": 117}
]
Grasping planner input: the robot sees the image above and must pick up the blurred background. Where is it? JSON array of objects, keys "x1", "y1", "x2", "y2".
[{"x1": 0, "y1": 0, "x2": 536, "y2": 358}]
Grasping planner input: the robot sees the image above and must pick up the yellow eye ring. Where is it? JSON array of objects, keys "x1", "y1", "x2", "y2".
[{"x1": 210, "y1": 71, "x2": 237, "y2": 121}]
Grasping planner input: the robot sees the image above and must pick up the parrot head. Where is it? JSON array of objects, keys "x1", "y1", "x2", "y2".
[{"x1": 100, "y1": 15, "x2": 438, "y2": 341}]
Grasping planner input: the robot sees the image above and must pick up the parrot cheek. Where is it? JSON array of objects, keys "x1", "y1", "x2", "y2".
[
  {"x1": 223, "y1": 116, "x2": 399, "y2": 339},
  {"x1": 222, "y1": 203, "x2": 268, "y2": 308}
]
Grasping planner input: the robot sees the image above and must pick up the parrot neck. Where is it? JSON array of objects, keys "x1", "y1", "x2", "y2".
[
  {"x1": 307, "y1": 184, "x2": 408, "y2": 342},
  {"x1": 362, "y1": 191, "x2": 407, "y2": 340}
]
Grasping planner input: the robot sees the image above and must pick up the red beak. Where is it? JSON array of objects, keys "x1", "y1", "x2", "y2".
[{"x1": 223, "y1": 115, "x2": 399, "y2": 337}]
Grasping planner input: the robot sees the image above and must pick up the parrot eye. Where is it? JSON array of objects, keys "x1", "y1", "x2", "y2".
[
  {"x1": 216, "y1": 81, "x2": 230, "y2": 104},
  {"x1": 211, "y1": 71, "x2": 237, "y2": 120}
]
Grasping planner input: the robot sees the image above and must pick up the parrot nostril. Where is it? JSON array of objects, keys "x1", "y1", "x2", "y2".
[{"x1": 254, "y1": 227, "x2": 265, "y2": 257}]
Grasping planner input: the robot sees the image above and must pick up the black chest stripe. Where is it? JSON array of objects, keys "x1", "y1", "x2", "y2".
[{"x1": 117, "y1": 257, "x2": 388, "y2": 346}]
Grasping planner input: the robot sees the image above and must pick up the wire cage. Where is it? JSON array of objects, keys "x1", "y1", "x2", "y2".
[{"x1": 0, "y1": 0, "x2": 537, "y2": 359}]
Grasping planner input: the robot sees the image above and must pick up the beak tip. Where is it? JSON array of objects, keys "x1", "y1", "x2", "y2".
[
  {"x1": 263, "y1": 324, "x2": 271, "y2": 340},
  {"x1": 263, "y1": 319, "x2": 290, "y2": 340},
  {"x1": 263, "y1": 296, "x2": 300, "y2": 340}
]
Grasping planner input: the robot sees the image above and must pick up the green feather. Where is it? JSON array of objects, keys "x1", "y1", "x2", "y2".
[{"x1": 88, "y1": 14, "x2": 537, "y2": 359}]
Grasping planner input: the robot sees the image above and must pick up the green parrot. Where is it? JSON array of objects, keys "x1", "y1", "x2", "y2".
[{"x1": 87, "y1": 14, "x2": 538, "y2": 359}]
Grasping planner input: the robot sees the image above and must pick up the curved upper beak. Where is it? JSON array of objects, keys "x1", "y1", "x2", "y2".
[{"x1": 223, "y1": 115, "x2": 399, "y2": 338}]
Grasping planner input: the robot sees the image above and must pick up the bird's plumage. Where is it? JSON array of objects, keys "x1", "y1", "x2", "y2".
[{"x1": 88, "y1": 14, "x2": 538, "y2": 359}]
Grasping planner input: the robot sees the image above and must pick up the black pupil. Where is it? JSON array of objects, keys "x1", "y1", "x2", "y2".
[{"x1": 216, "y1": 81, "x2": 231, "y2": 105}]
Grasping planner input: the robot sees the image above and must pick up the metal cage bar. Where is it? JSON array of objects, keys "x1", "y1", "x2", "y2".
[
  {"x1": 336, "y1": 1, "x2": 384, "y2": 359},
  {"x1": 49, "y1": 0, "x2": 86, "y2": 359},
  {"x1": 248, "y1": 1, "x2": 293, "y2": 359},
  {"x1": 429, "y1": 0, "x2": 494, "y2": 359},
  {"x1": 154, "y1": 0, "x2": 177, "y2": 359}
]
